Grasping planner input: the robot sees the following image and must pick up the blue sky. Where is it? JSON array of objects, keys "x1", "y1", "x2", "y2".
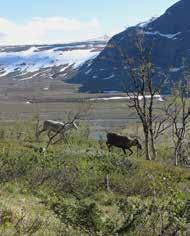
[{"x1": 0, "y1": 0, "x2": 179, "y2": 45}]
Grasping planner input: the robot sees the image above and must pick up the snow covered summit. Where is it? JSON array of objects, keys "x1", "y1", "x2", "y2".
[{"x1": 0, "y1": 40, "x2": 106, "y2": 81}]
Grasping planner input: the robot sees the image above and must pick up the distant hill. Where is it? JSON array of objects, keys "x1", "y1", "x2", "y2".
[
  {"x1": 0, "y1": 40, "x2": 107, "y2": 82},
  {"x1": 70, "y1": 0, "x2": 190, "y2": 93}
]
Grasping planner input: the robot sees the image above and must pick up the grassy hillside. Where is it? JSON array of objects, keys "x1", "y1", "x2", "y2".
[{"x1": 0, "y1": 121, "x2": 189, "y2": 235}]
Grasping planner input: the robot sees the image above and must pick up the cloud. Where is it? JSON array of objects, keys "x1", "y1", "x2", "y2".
[
  {"x1": 0, "y1": 17, "x2": 102, "y2": 45},
  {"x1": 0, "y1": 32, "x2": 7, "y2": 38}
]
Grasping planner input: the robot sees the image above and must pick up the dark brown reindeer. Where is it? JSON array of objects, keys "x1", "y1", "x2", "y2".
[{"x1": 106, "y1": 133, "x2": 142, "y2": 155}]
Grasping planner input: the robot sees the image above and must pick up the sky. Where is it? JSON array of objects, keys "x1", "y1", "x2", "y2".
[{"x1": 0, "y1": 0, "x2": 179, "y2": 45}]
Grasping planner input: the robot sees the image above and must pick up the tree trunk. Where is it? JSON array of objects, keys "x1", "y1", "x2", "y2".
[
  {"x1": 175, "y1": 137, "x2": 184, "y2": 166},
  {"x1": 175, "y1": 148, "x2": 178, "y2": 166},
  {"x1": 150, "y1": 129, "x2": 157, "y2": 160},
  {"x1": 144, "y1": 131, "x2": 151, "y2": 161},
  {"x1": 175, "y1": 143, "x2": 180, "y2": 166}
]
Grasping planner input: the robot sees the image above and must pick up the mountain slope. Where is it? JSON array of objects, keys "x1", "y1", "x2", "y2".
[
  {"x1": 70, "y1": 0, "x2": 190, "y2": 92},
  {"x1": 0, "y1": 40, "x2": 107, "y2": 81}
]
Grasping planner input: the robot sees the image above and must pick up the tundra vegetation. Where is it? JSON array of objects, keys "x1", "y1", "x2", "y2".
[
  {"x1": 0, "y1": 42, "x2": 189, "y2": 235},
  {"x1": 0, "y1": 111, "x2": 189, "y2": 235}
]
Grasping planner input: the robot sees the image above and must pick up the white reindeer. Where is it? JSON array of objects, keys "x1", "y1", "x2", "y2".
[{"x1": 38, "y1": 119, "x2": 79, "y2": 141}]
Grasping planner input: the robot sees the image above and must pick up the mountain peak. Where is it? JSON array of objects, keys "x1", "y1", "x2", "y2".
[
  {"x1": 70, "y1": 0, "x2": 190, "y2": 93},
  {"x1": 147, "y1": 0, "x2": 190, "y2": 34}
]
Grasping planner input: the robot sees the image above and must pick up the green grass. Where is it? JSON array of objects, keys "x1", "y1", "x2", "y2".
[{"x1": 0, "y1": 122, "x2": 189, "y2": 235}]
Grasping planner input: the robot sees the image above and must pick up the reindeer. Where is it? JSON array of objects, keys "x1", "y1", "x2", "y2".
[
  {"x1": 106, "y1": 132, "x2": 142, "y2": 155},
  {"x1": 36, "y1": 101, "x2": 92, "y2": 149},
  {"x1": 38, "y1": 120, "x2": 78, "y2": 138}
]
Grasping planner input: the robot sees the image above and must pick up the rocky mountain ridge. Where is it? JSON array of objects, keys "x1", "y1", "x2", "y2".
[{"x1": 70, "y1": 0, "x2": 190, "y2": 92}]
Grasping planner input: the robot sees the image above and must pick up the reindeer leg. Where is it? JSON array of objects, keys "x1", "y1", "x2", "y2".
[
  {"x1": 128, "y1": 148, "x2": 133, "y2": 156},
  {"x1": 62, "y1": 134, "x2": 69, "y2": 144},
  {"x1": 106, "y1": 142, "x2": 112, "y2": 152},
  {"x1": 53, "y1": 137, "x2": 63, "y2": 145},
  {"x1": 122, "y1": 148, "x2": 127, "y2": 155},
  {"x1": 52, "y1": 133, "x2": 62, "y2": 144},
  {"x1": 52, "y1": 133, "x2": 69, "y2": 145},
  {"x1": 38, "y1": 128, "x2": 45, "y2": 136},
  {"x1": 47, "y1": 130, "x2": 52, "y2": 139}
]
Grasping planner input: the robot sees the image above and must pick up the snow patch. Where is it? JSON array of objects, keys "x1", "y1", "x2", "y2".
[
  {"x1": 0, "y1": 46, "x2": 100, "y2": 78},
  {"x1": 104, "y1": 90, "x2": 121, "y2": 93},
  {"x1": 60, "y1": 64, "x2": 71, "y2": 72},
  {"x1": 90, "y1": 96, "x2": 129, "y2": 101},
  {"x1": 102, "y1": 74, "x2": 115, "y2": 80},
  {"x1": 85, "y1": 68, "x2": 92, "y2": 75},
  {"x1": 169, "y1": 67, "x2": 181, "y2": 73},
  {"x1": 144, "y1": 31, "x2": 181, "y2": 39},
  {"x1": 43, "y1": 87, "x2": 49, "y2": 91},
  {"x1": 90, "y1": 95, "x2": 164, "y2": 101},
  {"x1": 20, "y1": 72, "x2": 41, "y2": 81},
  {"x1": 136, "y1": 17, "x2": 158, "y2": 28}
]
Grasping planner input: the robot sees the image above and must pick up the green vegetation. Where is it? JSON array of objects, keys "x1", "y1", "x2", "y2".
[{"x1": 0, "y1": 121, "x2": 189, "y2": 235}]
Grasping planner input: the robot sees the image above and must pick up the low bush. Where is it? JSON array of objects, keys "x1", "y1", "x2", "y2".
[{"x1": 0, "y1": 122, "x2": 188, "y2": 235}]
